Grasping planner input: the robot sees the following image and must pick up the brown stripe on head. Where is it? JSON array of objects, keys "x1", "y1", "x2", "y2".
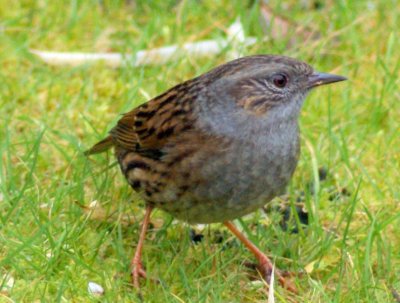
[{"x1": 237, "y1": 95, "x2": 271, "y2": 116}]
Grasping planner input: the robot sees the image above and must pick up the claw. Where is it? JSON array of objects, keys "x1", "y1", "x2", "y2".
[
  {"x1": 131, "y1": 261, "x2": 147, "y2": 289},
  {"x1": 257, "y1": 259, "x2": 298, "y2": 293},
  {"x1": 224, "y1": 221, "x2": 298, "y2": 293}
]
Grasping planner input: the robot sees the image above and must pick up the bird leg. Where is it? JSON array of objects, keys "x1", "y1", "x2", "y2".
[
  {"x1": 131, "y1": 205, "x2": 153, "y2": 290},
  {"x1": 223, "y1": 221, "x2": 297, "y2": 293}
]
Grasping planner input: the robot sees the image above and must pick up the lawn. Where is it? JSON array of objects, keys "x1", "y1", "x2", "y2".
[{"x1": 0, "y1": 1, "x2": 399, "y2": 302}]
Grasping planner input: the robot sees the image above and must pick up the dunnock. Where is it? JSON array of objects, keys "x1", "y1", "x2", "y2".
[{"x1": 85, "y1": 55, "x2": 346, "y2": 293}]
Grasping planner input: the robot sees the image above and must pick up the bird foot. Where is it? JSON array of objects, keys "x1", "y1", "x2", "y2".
[
  {"x1": 256, "y1": 258, "x2": 298, "y2": 293},
  {"x1": 244, "y1": 260, "x2": 298, "y2": 293},
  {"x1": 131, "y1": 261, "x2": 147, "y2": 289},
  {"x1": 131, "y1": 261, "x2": 160, "y2": 289}
]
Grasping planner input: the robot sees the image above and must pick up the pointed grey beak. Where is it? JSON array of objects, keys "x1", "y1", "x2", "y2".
[{"x1": 307, "y1": 72, "x2": 347, "y2": 88}]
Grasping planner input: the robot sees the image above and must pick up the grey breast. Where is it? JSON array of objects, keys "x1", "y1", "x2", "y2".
[
  {"x1": 161, "y1": 84, "x2": 303, "y2": 223},
  {"x1": 166, "y1": 115, "x2": 301, "y2": 224}
]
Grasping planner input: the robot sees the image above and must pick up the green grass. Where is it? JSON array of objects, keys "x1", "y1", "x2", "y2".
[{"x1": 1, "y1": 0, "x2": 399, "y2": 302}]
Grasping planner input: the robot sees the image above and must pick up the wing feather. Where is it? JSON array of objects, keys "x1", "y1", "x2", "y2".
[{"x1": 85, "y1": 83, "x2": 195, "y2": 157}]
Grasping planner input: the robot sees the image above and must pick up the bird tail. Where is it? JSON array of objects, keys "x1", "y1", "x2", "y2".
[{"x1": 84, "y1": 136, "x2": 114, "y2": 156}]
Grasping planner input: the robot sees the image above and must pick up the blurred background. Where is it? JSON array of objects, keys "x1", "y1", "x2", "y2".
[{"x1": 0, "y1": 1, "x2": 399, "y2": 302}]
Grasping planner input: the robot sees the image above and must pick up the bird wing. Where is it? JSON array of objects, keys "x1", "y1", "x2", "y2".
[{"x1": 85, "y1": 83, "x2": 195, "y2": 157}]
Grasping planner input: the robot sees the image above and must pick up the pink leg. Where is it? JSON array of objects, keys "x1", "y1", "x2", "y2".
[
  {"x1": 131, "y1": 205, "x2": 153, "y2": 290},
  {"x1": 224, "y1": 221, "x2": 297, "y2": 293}
]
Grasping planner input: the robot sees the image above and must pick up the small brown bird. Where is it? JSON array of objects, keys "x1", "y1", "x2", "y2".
[{"x1": 85, "y1": 55, "x2": 346, "y2": 292}]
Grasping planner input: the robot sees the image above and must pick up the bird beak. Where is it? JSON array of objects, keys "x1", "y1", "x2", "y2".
[{"x1": 307, "y1": 72, "x2": 347, "y2": 89}]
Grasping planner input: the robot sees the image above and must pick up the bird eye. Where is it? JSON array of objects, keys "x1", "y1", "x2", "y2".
[{"x1": 272, "y1": 74, "x2": 288, "y2": 88}]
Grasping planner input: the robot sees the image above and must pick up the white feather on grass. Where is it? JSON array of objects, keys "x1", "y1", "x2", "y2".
[
  {"x1": 87, "y1": 281, "x2": 104, "y2": 296},
  {"x1": 30, "y1": 19, "x2": 256, "y2": 68}
]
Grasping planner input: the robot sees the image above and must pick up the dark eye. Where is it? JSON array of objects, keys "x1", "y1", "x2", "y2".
[{"x1": 272, "y1": 74, "x2": 288, "y2": 88}]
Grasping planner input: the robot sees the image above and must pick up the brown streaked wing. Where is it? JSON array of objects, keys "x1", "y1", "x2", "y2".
[{"x1": 110, "y1": 84, "x2": 195, "y2": 153}]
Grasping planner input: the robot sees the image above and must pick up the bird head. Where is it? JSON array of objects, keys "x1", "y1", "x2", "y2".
[{"x1": 209, "y1": 55, "x2": 346, "y2": 118}]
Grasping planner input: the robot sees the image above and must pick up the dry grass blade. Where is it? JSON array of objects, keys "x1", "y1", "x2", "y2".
[
  {"x1": 267, "y1": 264, "x2": 275, "y2": 303},
  {"x1": 74, "y1": 200, "x2": 164, "y2": 228},
  {"x1": 259, "y1": 3, "x2": 320, "y2": 46}
]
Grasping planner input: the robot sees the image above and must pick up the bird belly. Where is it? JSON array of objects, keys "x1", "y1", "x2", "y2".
[
  {"x1": 118, "y1": 130, "x2": 299, "y2": 224},
  {"x1": 158, "y1": 140, "x2": 300, "y2": 224}
]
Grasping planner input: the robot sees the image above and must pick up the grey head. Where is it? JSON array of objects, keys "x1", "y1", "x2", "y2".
[{"x1": 195, "y1": 55, "x2": 347, "y2": 137}]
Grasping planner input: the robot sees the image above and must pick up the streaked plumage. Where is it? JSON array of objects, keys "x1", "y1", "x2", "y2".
[{"x1": 85, "y1": 54, "x2": 346, "y2": 293}]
